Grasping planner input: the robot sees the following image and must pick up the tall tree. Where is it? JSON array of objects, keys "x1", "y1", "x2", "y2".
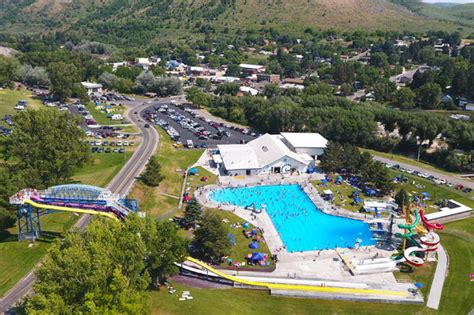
[
  {"x1": 4, "y1": 109, "x2": 90, "y2": 188},
  {"x1": 395, "y1": 188, "x2": 409, "y2": 212},
  {"x1": 182, "y1": 198, "x2": 203, "y2": 229},
  {"x1": 192, "y1": 213, "x2": 230, "y2": 263},
  {"x1": 48, "y1": 62, "x2": 86, "y2": 102},
  {"x1": 0, "y1": 56, "x2": 19, "y2": 87},
  {"x1": 140, "y1": 156, "x2": 164, "y2": 187},
  {"x1": 25, "y1": 215, "x2": 186, "y2": 313}
]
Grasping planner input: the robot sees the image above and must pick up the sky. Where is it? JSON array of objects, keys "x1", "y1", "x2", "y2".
[{"x1": 422, "y1": 0, "x2": 474, "y2": 3}]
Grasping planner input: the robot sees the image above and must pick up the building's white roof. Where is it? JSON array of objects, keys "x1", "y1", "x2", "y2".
[
  {"x1": 189, "y1": 66, "x2": 207, "y2": 72},
  {"x1": 425, "y1": 200, "x2": 471, "y2": 221},
  {"x1": 81, "y1": 82, "x2": 102, "y2": 89},
  {"x1": 280, "y1": 132, "x2": 327, "y2": 149},
  {"x1": 240, "y1": 86, "x2": 259, "y2": 96},
  {"x1": 239, "y1": 63, "x2": 265, "y2": 70},
  {"x1": 218, "y1": 133, "x2": 307, "y2": 171},
  {"x1": 218, "y1": 144, "x2": 260, "y2": 170}
]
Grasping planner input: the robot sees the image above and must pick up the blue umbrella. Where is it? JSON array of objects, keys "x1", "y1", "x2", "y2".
[
  {"x1": 422, "y1": 192, "x2": 430, "y2": 197},
  {"x1": 249, "y1": 242, "x2": 260, "y2": 249},
  {"x1": 250, "y1": 252, "x2": 265, "y2": 263},
  {"x1": 415, "y1": 282, "x2": 424, "y2": 289}
]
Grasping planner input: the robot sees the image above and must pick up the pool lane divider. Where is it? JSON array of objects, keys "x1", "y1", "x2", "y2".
[{"x1": 186, "y1": 257, "x2": 409, "y2": 297}]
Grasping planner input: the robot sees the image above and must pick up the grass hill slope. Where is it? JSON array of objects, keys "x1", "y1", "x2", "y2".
[
  {"x1": 393, "y1": 0, "x2": 474, "y2": 29},
  {"x1": 0, "y1": 0, "x2": 465, "y2": 46}
]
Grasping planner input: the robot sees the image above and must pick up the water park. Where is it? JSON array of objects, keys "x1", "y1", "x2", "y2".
[
  {"x1": 180, "y1": 166, "x2": 454, "y2": 305},
  {"x1": 9, "y1": 184, "x2": 138, "y2": 241}
]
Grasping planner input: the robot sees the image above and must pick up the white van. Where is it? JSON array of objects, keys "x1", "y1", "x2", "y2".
[{"x1": 186, "y1": 139, "x2": 194, "y2": 149}]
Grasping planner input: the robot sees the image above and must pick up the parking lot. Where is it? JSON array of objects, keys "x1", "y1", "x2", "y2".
[{"x1": 141, "y1": 102, "x2": 257, "y2": 148}]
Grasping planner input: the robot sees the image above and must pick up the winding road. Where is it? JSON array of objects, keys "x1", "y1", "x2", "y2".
[{"x1": 0, "y1": 101, "x2": 159, "y2": 313}]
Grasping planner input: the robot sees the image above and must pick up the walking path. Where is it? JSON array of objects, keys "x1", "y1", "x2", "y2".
[{"x1": 426, "y1": 245, "x2": 448, "y2": 309}]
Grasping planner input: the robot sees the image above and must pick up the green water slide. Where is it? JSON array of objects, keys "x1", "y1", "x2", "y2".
[{"x1": 395, "y1": 209, "x2": 421, "y2": 247}]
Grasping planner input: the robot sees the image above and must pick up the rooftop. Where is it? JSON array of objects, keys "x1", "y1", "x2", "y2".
[{"x1": 280, "y1": 132, "x2": 327, "y2": 149}]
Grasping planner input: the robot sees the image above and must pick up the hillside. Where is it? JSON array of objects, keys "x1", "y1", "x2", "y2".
[
  {"x1": 393, "y1": 0, "x2": 474, "y2": 28},
  {"x1": 0, "y1": 0, "x2": 465, "y2": 47}
]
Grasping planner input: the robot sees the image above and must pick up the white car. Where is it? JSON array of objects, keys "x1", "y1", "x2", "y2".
[
  {"x1": 123, "y1": 141, "x2": 129, "y2": 146},
  {"x1": 117, "y1": 141, "x2": 123, "y2": 146},
  {"x1": 95, "y1": 140, "x2": 102, "y2": 146}
]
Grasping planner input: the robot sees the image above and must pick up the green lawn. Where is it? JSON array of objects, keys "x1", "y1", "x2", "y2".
[
  {"x1": 149, "y1": 282, "x2": 430, "y2": 315},
  {"x1": 73, "y1": 151, "x2": 133, "y2": 188},
  {"x1": 0, "y1": 87, "x2": 43, "y2": 117},
  {"x1": 0, "y1": 212, "x2": 76, "y2": 297},
  {"x1": 85, "y1": 103, "x2": 126, "y2": 126},
  {"x1": 312, "y1": 180, "x2": 363, "y2": 212},
  {"x1": 389, "y1": 170, "x2": 474, "y2": 212},
  {"x1": 360, "y1": 148, "x2": 464, "y2": 178},
  {"x1": 130, "y1": 128, "x2": 203, "y2": 217},
  {"x1": 205, "y1": 209, "x2": 273, "y2": 269},
  {"x1": 438, "y1": 218, "x2": 474, "y2": 314}
]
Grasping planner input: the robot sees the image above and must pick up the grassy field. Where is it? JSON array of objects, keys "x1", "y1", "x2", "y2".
[
  {"x1": 360, "y1": 148, "x2": 464, "y2": 177},
  {"x1": 388, "y1": 170, "x2": 474, "y2": 212},
  {"x1": 205, "y1": 209, "x2": 273, "y2": 269},
  {"x1": 130, "y1": 128, "x2": 203, "y2": 217},
  {"x1": 0, "y1": 212, "x2": 76, "y2": 297},
  {"x1": 85, "y1": 103, "x2": 126, "y2": 125},
  {"x1": 313, "y1": 180, "x2": 362, "y2": 212},
  {"x1": 73, "y1": 151, "x2": 133, "y2": 188},
  {"x1": 0, "y1": 150, "x2": 134, "y2": 297},
  {"x1": 0, "y1": 87, "x2": 43, "y2": 117}
]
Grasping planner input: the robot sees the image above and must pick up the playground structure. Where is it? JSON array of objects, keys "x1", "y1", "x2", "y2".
[
  {"x1": 10, "y1": 184, "x2": 138, "y2": 241},
  {"x1": 395, "y1": 207, "x2": 444, "y2": 267}
]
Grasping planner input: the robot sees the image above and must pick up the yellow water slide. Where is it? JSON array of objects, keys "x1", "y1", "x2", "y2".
[
  {"x1": 23, "y1": 199, "x2": 120, "y2": 222},
  {"x1": 186, "y1": 257, "x2": 408, "y2": 297}
]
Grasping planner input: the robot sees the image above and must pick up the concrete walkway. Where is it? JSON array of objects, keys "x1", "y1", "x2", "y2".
[{"x1": 426, "y1": 245, "x2": 448, "y2": 309}]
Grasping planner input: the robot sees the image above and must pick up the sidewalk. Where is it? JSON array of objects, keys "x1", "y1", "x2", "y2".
[{"x1": 426, "y1": 245, "x2": 448, "y2": 309}]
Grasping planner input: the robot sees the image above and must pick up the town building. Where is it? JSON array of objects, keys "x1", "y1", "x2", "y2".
[
  {"x1": 256, "y1": 73, "x2": 281, "y2": 84},
  {"x1": 81, "y1": 82, "x2": 103, "y2": 95},
  {"x1": 239, "y1": 64, "x2": 267, "y2": 75},
  {"x1": 216, "y1": 133, "x2": 327, "y2": 176}
]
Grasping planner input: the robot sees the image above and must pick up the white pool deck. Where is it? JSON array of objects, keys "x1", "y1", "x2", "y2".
[{"x1": 195, "y1": 183, "x2": 399, "y2": 285}]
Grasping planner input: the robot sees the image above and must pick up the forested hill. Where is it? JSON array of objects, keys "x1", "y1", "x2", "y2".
[{"x1": 0, "y1": 0, "x2": 462, "y2": 47}]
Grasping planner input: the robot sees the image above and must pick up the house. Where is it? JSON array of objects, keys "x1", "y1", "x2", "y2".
[
  {"x1": 188, "y1": 66, "x2": 210, "y2": 76},
  {"x1": 282, "y1": 78, "x2": 305, "y2": 86},
  {"x1": 239, "y1": 64, "x2": 266, "y2": 75},
  {"x1": 256, "y1": 74, "x2": 280, "y2": 84},
  {"x1": 135, "y1": 57, "x2": 160, "y2": 70},
  {"x1": 81, "y1": 82, "x2": 103, "y2": 95},
  {"x1": 459, "y1": 97, "x2": 474, "y2": 111},
  {"x1": 217, "y1": 133, "x2": 327, "y2": 176},
  {"x1": 239, "y1": 86, "x2": 259, "y2": 96}
]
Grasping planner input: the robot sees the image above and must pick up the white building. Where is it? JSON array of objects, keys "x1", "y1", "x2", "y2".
[
  {"x1": 217, "y1": 133, "x2": 327, "y2": 176},
  {"x1": 279, "y1": 132, "x2": 327, "y2": 159},
  {"x1": 81, "y1": 82, "x2": 103, "y2": 95}
]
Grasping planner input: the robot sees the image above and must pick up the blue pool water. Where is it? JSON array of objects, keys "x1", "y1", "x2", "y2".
[{"x1": 209, "y1": 184, "x2": 375, "y2": 252}]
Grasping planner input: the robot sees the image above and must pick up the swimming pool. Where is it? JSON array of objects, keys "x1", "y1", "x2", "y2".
[{"x1": 209, "y1": 184, "x2": 375, "y2": 252}]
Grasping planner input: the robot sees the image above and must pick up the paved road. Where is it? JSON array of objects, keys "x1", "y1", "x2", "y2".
[
  {"x1": 372, "y1": 155, "x2": 474, "y2": 190},
  {"x1": 0, "y1": 101, "x2": 159, "y2": 313},
  {"x1": 426, "y1": 245, "x2": 448, "y2": 310}
]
